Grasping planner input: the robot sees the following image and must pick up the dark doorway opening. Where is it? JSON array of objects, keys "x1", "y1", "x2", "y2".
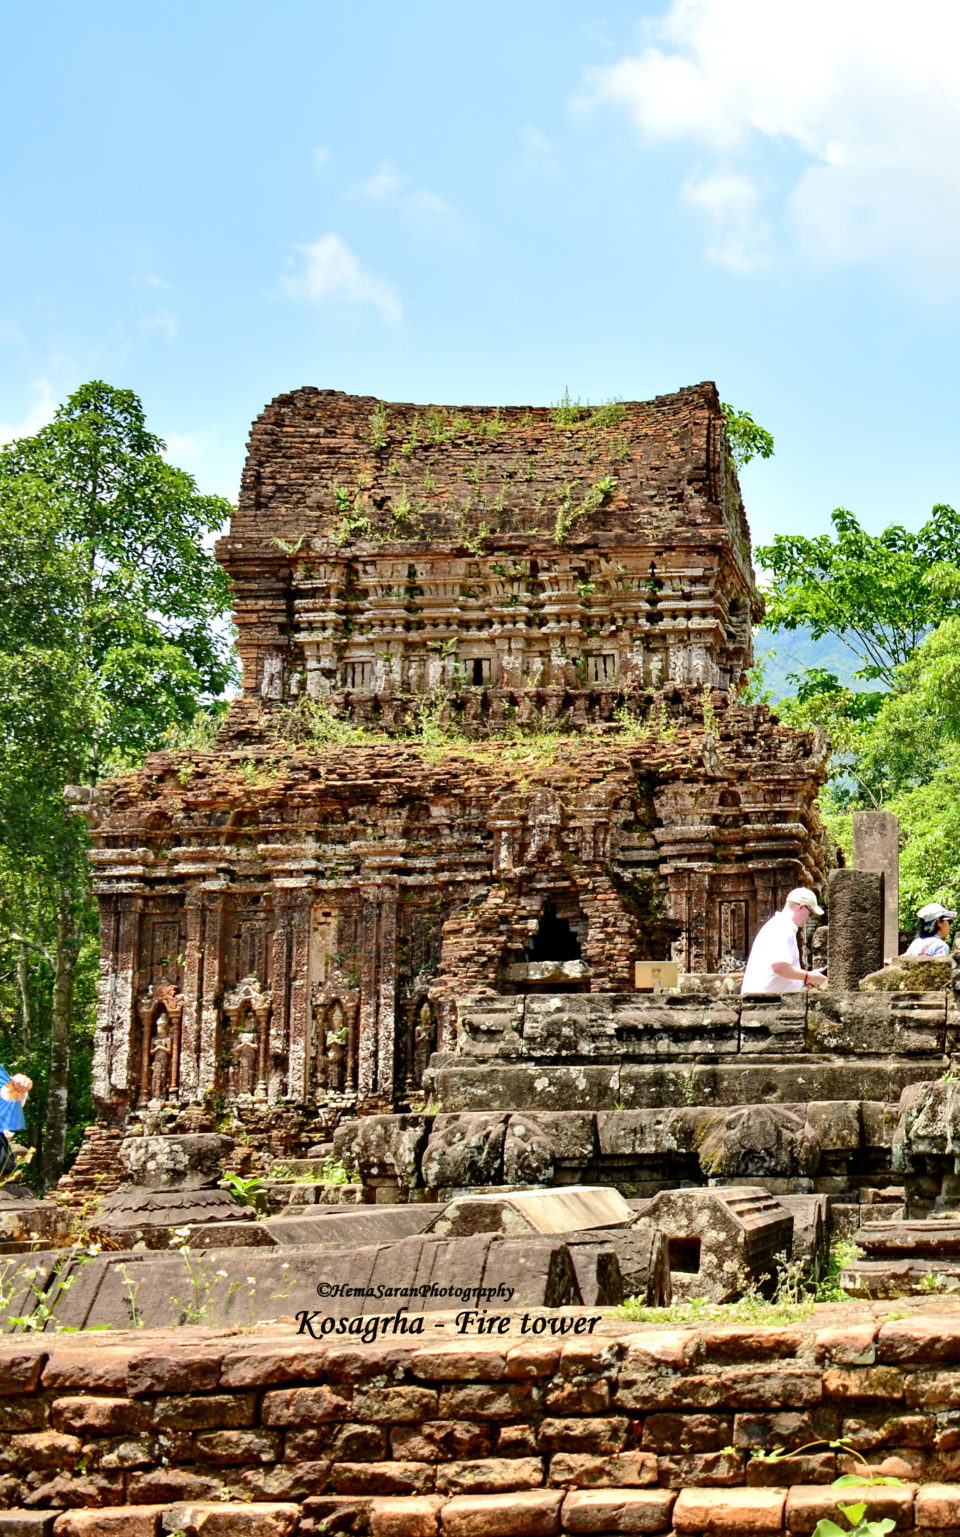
[{"x1": 527, "y1": 900, "x2": 582, "y2": 963}]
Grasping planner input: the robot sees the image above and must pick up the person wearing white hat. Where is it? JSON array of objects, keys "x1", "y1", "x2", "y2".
[
  {"x1": 740, "y1": 888, "x2": 828, "y2": 995},
  {"x1": 905, "y1": 902, "x2": 956, "y2": 958}
]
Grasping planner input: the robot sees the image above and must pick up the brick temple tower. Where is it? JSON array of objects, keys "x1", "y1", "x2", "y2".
[{"x1": 75, "y1": 382, "x2": 832, "y2": 1145}]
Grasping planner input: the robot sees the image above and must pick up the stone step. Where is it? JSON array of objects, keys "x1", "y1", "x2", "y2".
[{"x1": 13, "y1": 1484, "x2": 960, "y2": 1537}]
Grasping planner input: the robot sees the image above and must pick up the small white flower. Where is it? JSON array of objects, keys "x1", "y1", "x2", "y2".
[
  {"x1": 216, "y1": 1270, "x2": 228, "y2": 1278},
  {"x1": 246, "y1": 1276, "x2": 255, "y2": 1284}
]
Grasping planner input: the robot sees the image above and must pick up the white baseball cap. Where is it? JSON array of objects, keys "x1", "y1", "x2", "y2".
[
  {"x1": 786, "y1": 887, "x2": 824, "y2": 917},
  {"x1": 918, "y1": 902, "x2": 957, "y2": 921}
]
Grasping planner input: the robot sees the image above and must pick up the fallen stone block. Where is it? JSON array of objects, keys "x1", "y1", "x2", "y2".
[
  {"x1": 639, "y1": 1186, "x2": 793, "y2": 1303},
  {"x1": 264, "y1": 1206, "x2": 441, "y2": 1249},
  {"x1": 426, "y1": 1186, "x2": 633, "y2": 1239}
]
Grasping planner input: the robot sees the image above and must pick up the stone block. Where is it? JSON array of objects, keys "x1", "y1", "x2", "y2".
[
  {"x1": 422, "y1": 1116, "x2": 507, "y2": 1188},
  {"x1": 784, "y1": 1481, "x2": 915, "y2": 1533},
  {"x1": 435, "y1": 1457, "x2": 543, "y2": 1494},
  {"x1": 545, "y1": 1452, "x2": 657, "y2": 1488},
  {"x1": 53, "y1": 1515, "x2": 164, "y2": 1537},
  {"x1": 739, "y1": 995, "x2": 806, "y2": 1055},
  {"x1": 51, "y1": 1398, "x2": 149, "y2": 1436},
  {"x1": 0, "y1": 1348, "x2": 49, "y2": 1394},
  {"x1": 564, "y1": 1222, "x2": 670, "y2": 1307},
  {"x1": 0, "y1": 1517, "x2": 56, "y2": 1537},
  {"x1": 502, "y1": 1115, "x2": 554, "y2": 1185},
  {"x1": 390, "y1": 1423, "x2": 494, "y2": 1463},
  {"x1": 513, "y1": 1112, "x2": 596, "y2": 1163},
  {"x1": 119, "y1": 1134, "x2": 234, "y2": 1190},
  {"x1": 879, "y1": 1318, "x2": 960, "y2": 1363},
  {"x1": 433, "y1": 1067, "x2": 619, "y2": 1114},
  {"x1": 265, "y1": 1206, "x2": 441, "y2": 1248},
  {"x1": 827, "y1": 868, "x2": 885, "y2": 990},
  {"x1": 638, "y1": 1186, "x2": 792, "y2": 1302},
  {"x1": 861, "y1": 957, "x2": 952, "y2": 991},
  {"x1": 160, "y1": 1508, "x2": 300, "y2": 1537},
  {"x1": 427, "y1": 1186, "x2": 632, "y2": 1239},
  {"x1": 914, "y1": 1484, "x2": 960, "y2": 1528},
  {"x1": 807, "y1": 990, "x2": 946, "y2": 1055},
  {"x1": 352, "y1": 1116, "x2": 430, "y2": 1189},
  {"x1": 370, "y1": 1496, "x2": 445, "y2": 1537},
  {"x1": 673, "y1": 1487, "x2": 785, "y2": 1532},
  {"x1": 561, "y1": 1488, "x2": 676, "y2": 1532},
  {"x1": 440, "y1": 1490, "x2": 563, "y2": 1537}
]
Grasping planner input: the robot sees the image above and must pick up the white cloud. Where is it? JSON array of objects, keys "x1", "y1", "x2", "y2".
[
  {"x1": 0, "y1": 379, "x2": 57, "y2": 446},
  {"x1": 351, "y1": 160, "x2": 465, "y2": 239},
  {"x1": 281, "y1": 234, "x2": 402, "y2": 326},
  {"x1": 578, "y1": 0, "x2": 960, "y2": 286},
  {"x1": 681, "y1": 171, "x2": 768, "y2": 270},
  {"x1": 140, "y1": 310, "x2": 180, "y2": 341},
  {"x1": 145, "y1": 274, "x2": 172, "y2": 290},
  {"x1": 313, "y1": 146, "x2": 331, "y2": 170}
]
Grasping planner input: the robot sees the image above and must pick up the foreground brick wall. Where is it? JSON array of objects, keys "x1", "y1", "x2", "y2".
[{"x1": 7, "y1": 1313, "x2": 960, "y2": 1532}]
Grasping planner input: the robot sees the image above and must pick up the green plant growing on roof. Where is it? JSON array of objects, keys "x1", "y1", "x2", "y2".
[
  {"x1": 592, "y1": 398, "x2": 626, "y2": 427},
  {"x1": 370, "y1": 402, "x2": 389, "y2": 451},
  {"x1": 552, "y1": 388, "x2": 590, "y2": 428},
  {"x1": 554, "y1": 476, "x2": 616, "y2": 543}
]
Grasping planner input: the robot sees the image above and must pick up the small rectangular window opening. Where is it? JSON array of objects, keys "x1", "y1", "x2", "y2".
[
  {"x1": 467, "y1": 657, "x2": 492, "y2": 686},
  {"x1": 667, "y1": 1237, "x2": 702, "y2": 1274}
]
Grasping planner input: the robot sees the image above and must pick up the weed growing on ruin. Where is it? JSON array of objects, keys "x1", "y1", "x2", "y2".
[
  {"x1": 222, "y1": 1171, "x2": 268, "y2": 1213},
  {"x1": 233, "y1": 757, "x2": 283, "y2": 786},
  {"x1": 167, "y1": 1226, "x2": 242, "y2": 1325},
  {"x1": 392, "y1": 483, "x2": 414, "y2": 527},
  {"x1": 815, "y1": 1240, "x2": 861, "y2": 1301},
  {"x1": 619, "y1": 1252, "x2": 815, "y2": 1327},
  {"x1": 5, "y1": 1240, "x2": 104, "y2": 1332},
  {"x1": 112, "y1": 1260, "x2": 144, "y2": 1328},
  {"x1": 268, "y1": 697, "x2": 376, "y2": 750},
  {"x1": 554, "y1": 477, "x2": 617, "y2": 542},
  {"x1": 592, "y1": 398, "x2": 627, "y2": 427},
  {"x1": 163, "y1": 709, "x2": 226, "y2": 753},
  {"x1": 370, "y1": 402, "x2": 389, "y2": 450},
  {"x1": 552, "y1": 389, "x2": 590, "y2": 428},
  {"x1": 463, "y1": 521, "x2": 490, "y2": 556}
]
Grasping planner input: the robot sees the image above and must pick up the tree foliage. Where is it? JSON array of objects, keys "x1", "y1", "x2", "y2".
[
  {"x1": 0, "y1": 382, "x2": 236, "y2": 1182},
  {"x1": 759, "y1": 499, "x2": 960, "y2": 925},
  {"x1": 721, "y1": 403, "x2": 775, "y2": 467},
  {"x1": 757, "y1": 505, "x2": 960, "y2": 687}
]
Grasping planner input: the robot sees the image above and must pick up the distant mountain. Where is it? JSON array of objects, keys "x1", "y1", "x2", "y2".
[{"x1": 751, "y1": 627, "x2": 881, "y2": 702}]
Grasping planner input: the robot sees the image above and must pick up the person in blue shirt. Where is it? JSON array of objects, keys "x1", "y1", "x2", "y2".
[
  {"x1": 905, "y1": 902, "x2": 957, "y2": 958},
  {"x1": 0, "y1": 1066, "x2": 32, "y2": 1178}
]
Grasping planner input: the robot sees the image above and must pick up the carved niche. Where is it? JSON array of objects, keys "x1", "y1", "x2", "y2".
[
  {"x1": 309, "y1": 993, "x2": 359, "y2": 1096},
  {"x1": 136, "y1": 979, "x2": 184, "y2": 1106},
  {"x1": 400, "y1": 994, "x2": 437, "y2": 1094},
  {"x1": 221, "y1": 975, "x2": 273, "y2": 1098}
]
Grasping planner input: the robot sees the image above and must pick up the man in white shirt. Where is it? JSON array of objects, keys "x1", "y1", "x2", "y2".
[{"x1": 740, "y1": 888, "x2": 828, "y2": 994}]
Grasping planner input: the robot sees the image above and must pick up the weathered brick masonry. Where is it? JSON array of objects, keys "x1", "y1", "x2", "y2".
[
  {"x1": 69, "y1": 381, "x2": 832, "y2": 1173},
  {"x1": 6, "y1": 1314, "x2": 960, "y2": 1532}
]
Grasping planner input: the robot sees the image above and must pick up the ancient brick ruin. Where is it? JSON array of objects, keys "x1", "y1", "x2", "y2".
[{"x1": 71, "y1": 383, "x2": 833, "y2": 1152}]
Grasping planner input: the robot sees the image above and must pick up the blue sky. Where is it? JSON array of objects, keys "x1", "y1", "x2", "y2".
[{"x1": 3, "y1": 0, "x2": 960, "y2": 553}]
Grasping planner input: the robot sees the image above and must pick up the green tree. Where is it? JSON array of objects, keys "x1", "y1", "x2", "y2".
[
  {"x1": 721, "y1": 403, "x2": 775, "y2": 467},
  {"x1": 757, "y1": 505, "x2": 960, "y2": 688},
  {"x1": 0, "y1": 382, "x2": 236, "y2": 1184}
]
